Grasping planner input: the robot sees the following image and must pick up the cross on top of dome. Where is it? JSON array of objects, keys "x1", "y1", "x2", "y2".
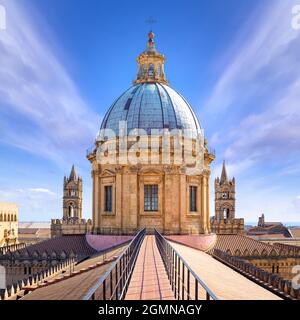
[{"x1": 134, "y1": 32, "x2": 168, "y2": 85}]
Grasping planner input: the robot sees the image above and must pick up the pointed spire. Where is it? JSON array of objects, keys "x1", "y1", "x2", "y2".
[
  {"x1": 220, "y1": 160, "x2": 228, "y2": 184},
  {"x1": 69, "y1": 165, "x2": 77, "y2": 181}
]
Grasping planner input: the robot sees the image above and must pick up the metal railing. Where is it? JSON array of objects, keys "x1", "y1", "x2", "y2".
[
  {"x1": 83, "y1": 228, "x2": 146, "y2": 300},
  {"x1": 155, "y1": 229, "x2": 218, "y2": 300}
]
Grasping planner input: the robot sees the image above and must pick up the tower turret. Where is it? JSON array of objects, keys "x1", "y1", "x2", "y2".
[
  {"x1": 63, "y1": 165, "x2": 82, "y2": 220},
  {"x1": 211, "y1": 161, "x2": 244, "y2": 234},
  {"x1": 134, "y1": 32, "x2": 168, "y2": 85}
]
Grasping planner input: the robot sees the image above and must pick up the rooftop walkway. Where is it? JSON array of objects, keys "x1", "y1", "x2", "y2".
[
  {"x1": 169, "y1": 241, "x2": 281, "y2": 300},
  {"x1": 20, "y1": 246, "x2": 125, "y2": 300},
  {"x1": 125, "y1": 235, "x2": 174, "y2": 300}
]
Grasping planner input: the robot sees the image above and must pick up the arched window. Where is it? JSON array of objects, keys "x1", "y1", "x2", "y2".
[
  {"x1": 222, "y1": 208, "x2": 230, "y2": 221},
  {"x1": 157, "y1": 64, "x2": 161, "y2": 76},
  {"x1": 140, "y1": 64, "x2": 145, "y2": 77},
  {"x1": 0, "y1": 214, "x2": 2, "y2": 222},
  {"x1": 7, "y1": 214, "x2": 10, "y2": 222},
  {"x1": 4, "y1": 214, "x2": 6, "y2": 221},
  {"x1": 148, "y1": 63, "x2": 154, "y2": 77},
  {"x1": 68, "y1": 204, "x2": 74, "y2": 217}
]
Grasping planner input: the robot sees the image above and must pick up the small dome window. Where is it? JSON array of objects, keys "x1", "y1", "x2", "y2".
[
  {"x1": 140, "y1": 64, "x2": 145, "y2": 77},
  {"x1": 148, "y1": 63, "x2": 154, "y2": 77},
  {"x1": 157, "y1": 64, "x2": 161, "y2": 76}
]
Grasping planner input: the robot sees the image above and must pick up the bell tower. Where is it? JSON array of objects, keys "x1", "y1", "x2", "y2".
[
  {"x1": 211, "y1": 161, "x2": 244, "y2": 234},
  {"x1": 215, "y1": 161, "x2": 236, "y2": 222},
  {"x1": 63, "y1": 165, "x2": 82, "y2": 220}
]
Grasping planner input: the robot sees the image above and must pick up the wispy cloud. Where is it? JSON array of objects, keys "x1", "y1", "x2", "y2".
[
  {"x1": 205, "y1": 0, "x2": 300, "y2": 168},
  {"x1": 28, "y1": 188, "x2": 56, "y2": 196},
  {"x1": 0, "y1": 187, "x2": 59, "y2": 220},
  {"x1": 205, "y1": 1, "x2": 300, "y2": 220},
  {"x1": 205, "y1": 0, "x2": 299, "y2": 113},
  {"x1": 0, "y1": 0, "x2": 99, "y2": 165}
]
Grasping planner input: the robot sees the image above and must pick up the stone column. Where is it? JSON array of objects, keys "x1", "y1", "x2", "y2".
[
  {"x1": 197, "y1": 178, "x2": 202, "y2": 233},
  {"x1": 206, "y1": 174, "x2": 211, "y2": 233},
  {"x1": 201, "y1": 175, "x2": 208, "y2": 234},
  {"x1": 94, "y1": 168, "x2": 99, "y2": 231},
  {"x1": 179, "y1": 171, "x2": 186, "y2": 234},
  {"x1": 115, "y1": 168, "x2": 122, "y2": 230}
]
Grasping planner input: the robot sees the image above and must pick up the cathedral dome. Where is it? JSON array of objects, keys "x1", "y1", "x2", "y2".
[
  {"x1": 99, "y1": 32, "x2": 202, "y2": 139},
  {"x1": 100, "y1": 83, "x2": 202, "y2": 137}
]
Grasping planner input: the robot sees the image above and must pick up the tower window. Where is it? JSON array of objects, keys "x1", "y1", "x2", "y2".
[
  {"x1": 222, "y1": 208, "x2": 230, "y2": 221},
  {"x1": 105, "y1": 186, "x2": 113, "y2": 212},
  {"x1": 144, "y1": 185, "x2": 158, "y2": 211},
  {"x1": 189, "y1": 186, "x2": 197, "y2": 212}
]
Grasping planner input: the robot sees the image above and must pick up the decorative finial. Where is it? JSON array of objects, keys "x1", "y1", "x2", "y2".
[
  {"x1": 147, "y1": 31, "x2": 155, "y2": 50},
  {"x1": 148, "y1": 31, "x2": 155, "y2": 40}
]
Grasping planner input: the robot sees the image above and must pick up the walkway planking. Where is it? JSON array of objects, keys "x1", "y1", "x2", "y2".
[
  {"x1": 125, "y1": 235, "x2": 174, "y2": 300},
  {"x1": 169, "y1": 241, "x2": 282, "y2": 300}
]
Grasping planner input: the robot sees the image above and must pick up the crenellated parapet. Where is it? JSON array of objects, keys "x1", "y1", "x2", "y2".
[
  {"x1": 51, "y1": 218, "x2": 92, "y2": 226},
  {"x1": 51, "y1": 218, "x2": 93, "y2": 238}
]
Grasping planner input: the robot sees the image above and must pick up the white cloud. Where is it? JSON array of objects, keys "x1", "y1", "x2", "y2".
[
  {"x1": 0, "y1": 0, "x2": 99, "y2": 165},
  {"x1": 28, "y1": 188, "x2": 56, "y2": 196},
  {"x1": 0, "y1": 187, "x2": 59, "y2": 220}
]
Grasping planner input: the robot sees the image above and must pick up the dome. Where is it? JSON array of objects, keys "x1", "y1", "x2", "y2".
[{"x1": 100, "y1": 83, "x2": 202, "y2": 137}]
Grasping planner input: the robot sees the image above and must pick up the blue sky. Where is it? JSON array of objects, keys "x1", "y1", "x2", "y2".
[{"x1": 0, "y1": 0, "x2": 300, "y2": 223}]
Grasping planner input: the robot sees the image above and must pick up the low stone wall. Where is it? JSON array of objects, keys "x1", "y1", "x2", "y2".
[
  {"x1": 0, "y1": 257, "x2": 75, "y2": 300},
  {"x1": 0, "y1": 243, "x2": 26, "y2": 255},
  {"x1": 213, "y1": 249, "x2": 300, "y2": 300},
  {"x1": 273, "y1": 243, "x2": 300, "y2": 255}
]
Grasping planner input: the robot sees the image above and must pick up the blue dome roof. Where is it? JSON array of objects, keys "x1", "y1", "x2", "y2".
[{"x1": 100, "y1": 83, "x2": 201, "y2": 137}]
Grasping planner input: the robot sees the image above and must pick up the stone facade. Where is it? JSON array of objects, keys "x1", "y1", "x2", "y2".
[
  {"x1": 211, "y1": 162, "x2": 244, "y2": 234},
  {"x1": 88, "y1": 149, "x2": 215, "y2": 235},
  {"x1": 0, "y1": 202, "x2": 18, "y2": 246}
]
